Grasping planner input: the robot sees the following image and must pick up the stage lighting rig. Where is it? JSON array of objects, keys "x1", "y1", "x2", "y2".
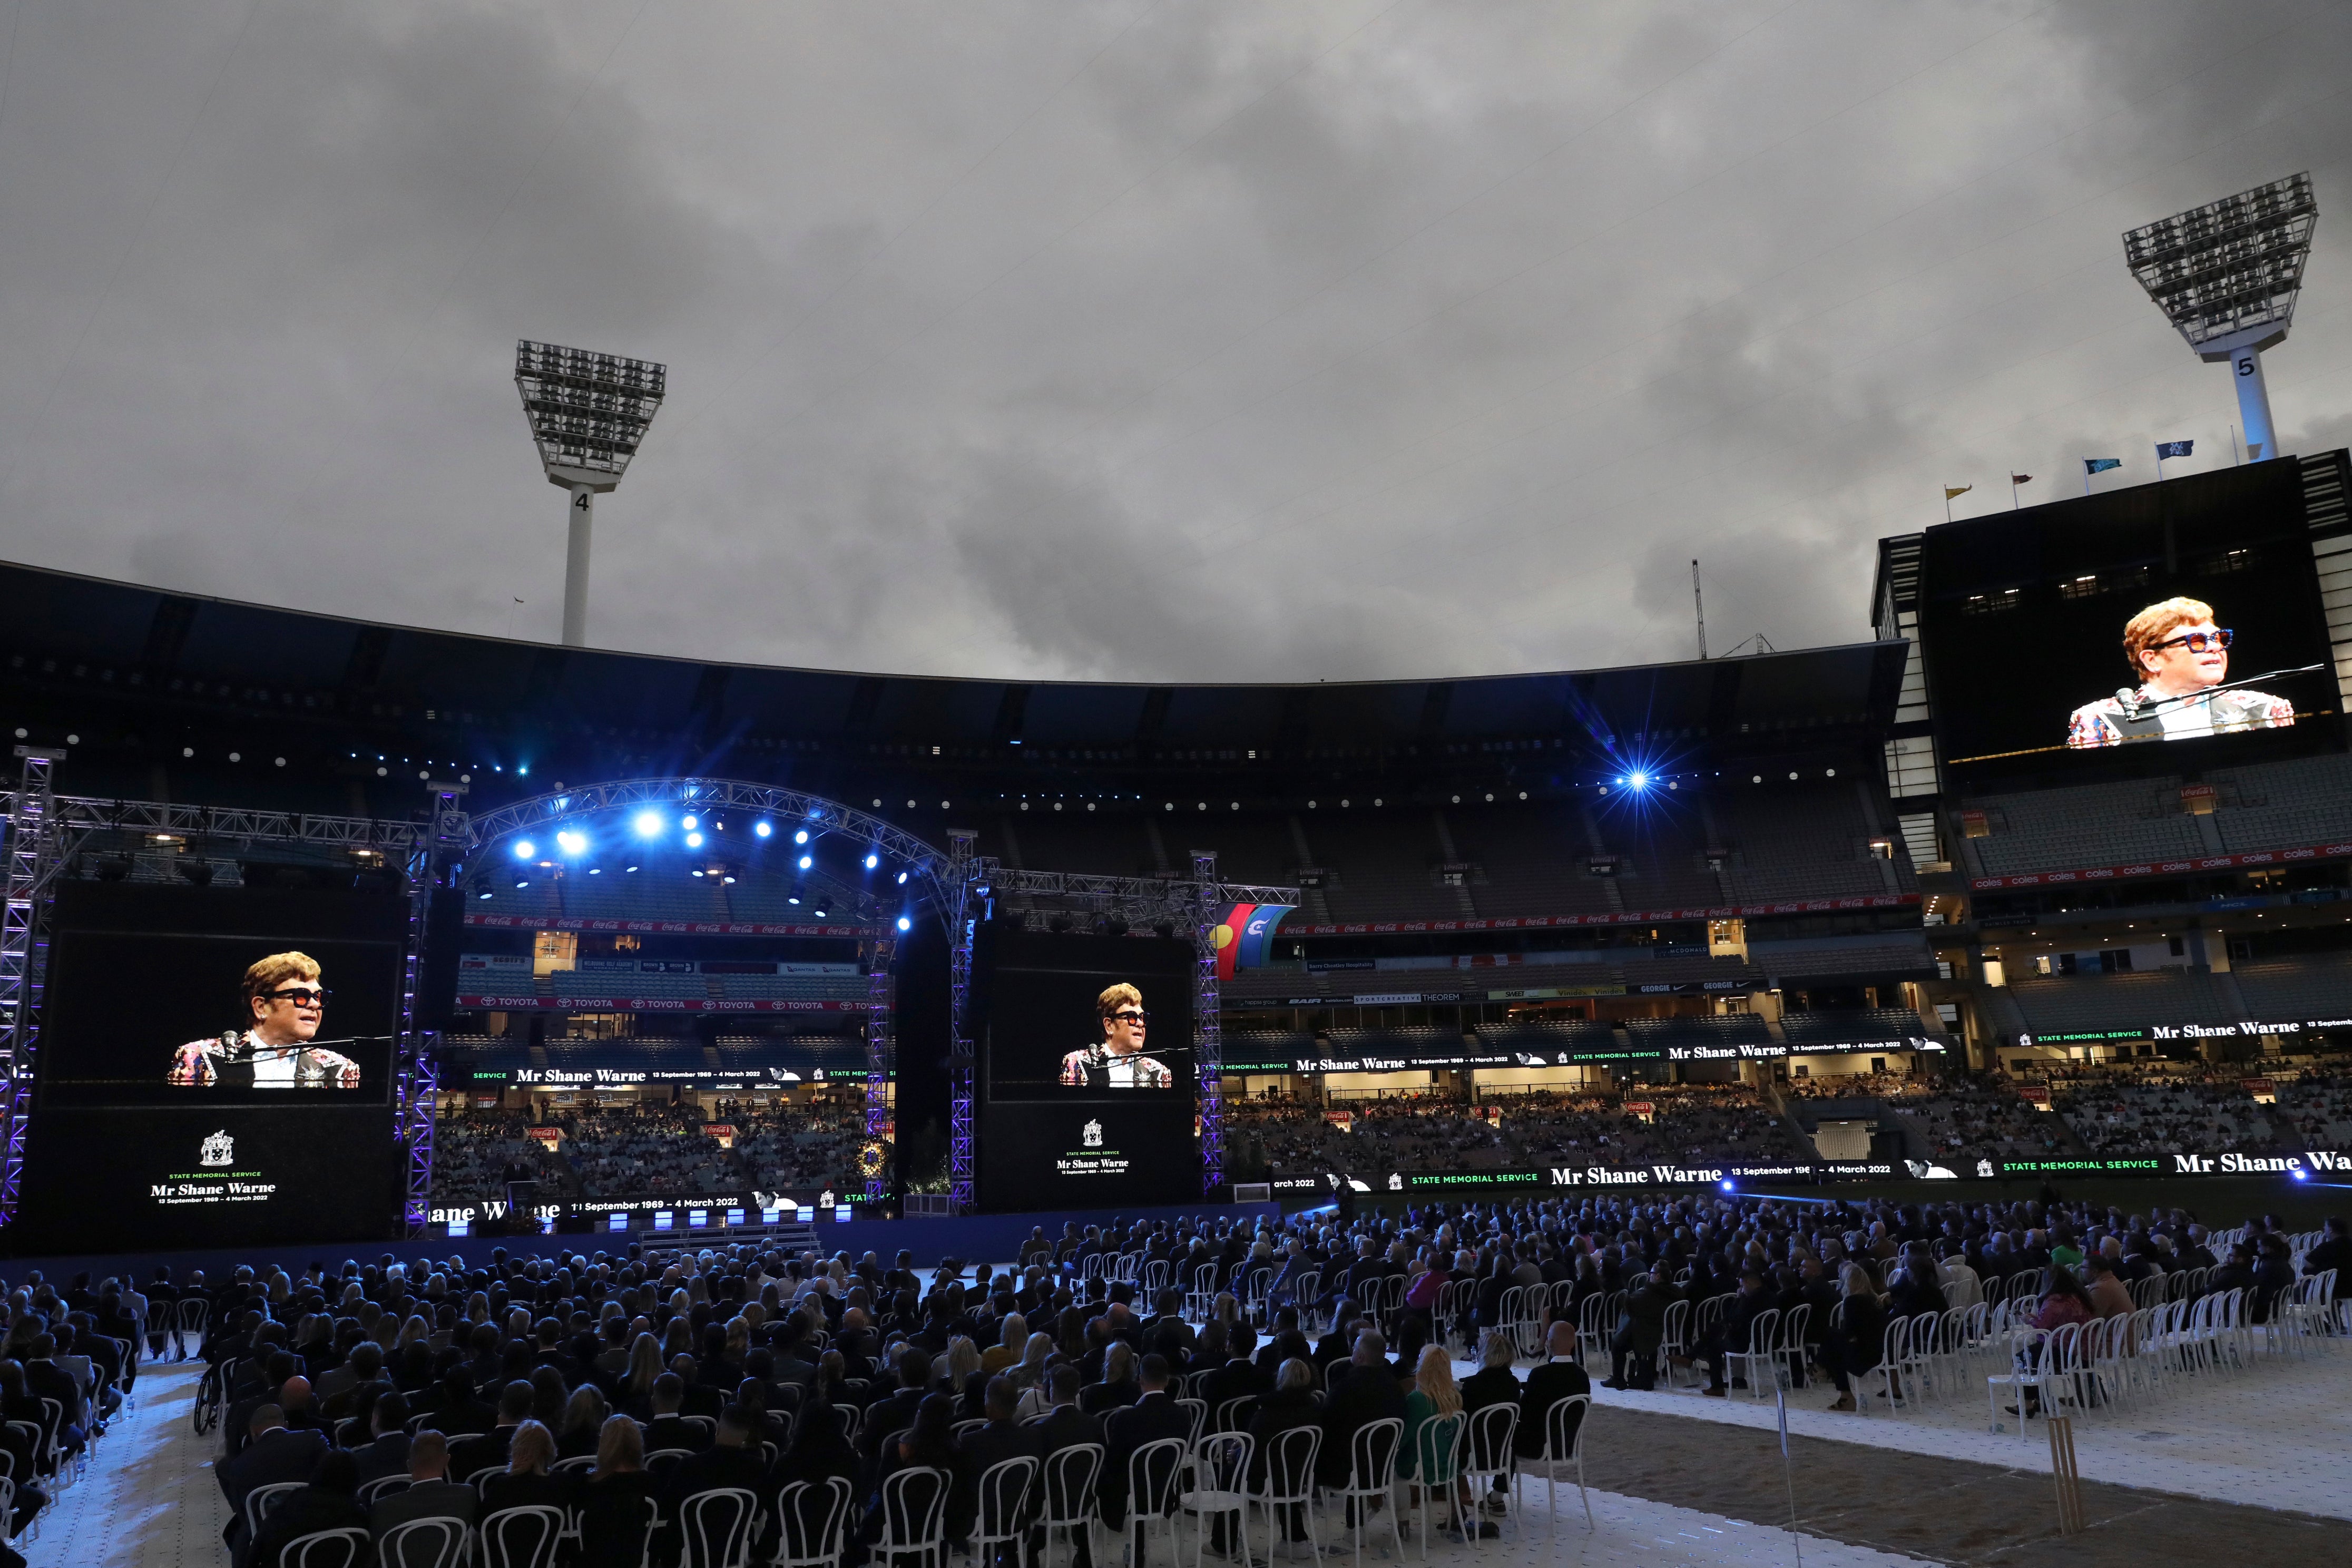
[
  {"x1": 2123, "y1": 173, "x2": 2316, "y2": 463},
  {"x1": 514, "y1": 340, "x2": 668, "y2": 647}
]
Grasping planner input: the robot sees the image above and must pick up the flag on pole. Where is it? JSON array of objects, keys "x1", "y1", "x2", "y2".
[
  {"x1": 2010, "y1": 474, "x2": 2032, "y2": 486},
  {"x1": 2084, "y1": 458, "x2": 2122, "y2": 475},
  {"x1": 1943, "y1": 485, "x2": 1971, "y2": 500},
  {"x1": 1211, "y1": 903, "x2": 1295, "y2": 981},
  {"x1": 2156, "y1": 440, "x2": 2194, "y2": 459}
]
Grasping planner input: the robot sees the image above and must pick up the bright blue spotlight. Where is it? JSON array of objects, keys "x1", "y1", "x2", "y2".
[
  {"x1": 798, "y1": 855, "x2": 813, "y2": 870},
  {"x1": 1719, "y1": 1178, "x2": 1736, "y2": 1192},
  {"x1": 686, "y1": 831, "x2": 705, "y2": 848},
  {"x1": 793, "y1": 828, "x2": 809, "y2": 845},
  {"x1": 633, "y1": 811, "x2": 664, "y2": 837},
  {"x1": 1629, "y1": 772, "x2": 1650, "y2": 790},
  {"x1": 512, "y1": 840, "x2": 535, "y2": 859},
  {"x1": 2291, "y1": 1168, "x2": 2310, "y2": 1182},
  {"x1": 864, "y1": 854, "x2": 879, "y2": 870},
  {"x1": 681, "y1": 815, "x2": 699, "y2": 830},
  {"x1": 897, "y1": 915, "x2": 912, "y2": 932},
  {"x1": 896, "y1": 870, "x2": 909, "y2": 885},
  {"x1": 555, "y1": 830, "x2": 587, "y2": 856},
  {"x1": 754, "y1": 821, "x2": 772, "y2": 838}
]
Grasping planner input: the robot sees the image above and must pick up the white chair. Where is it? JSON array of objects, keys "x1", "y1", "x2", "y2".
[
  {"x1": 1038, "y1": 1442, "x2": 1104, "y2": 1568},
  {"x1": 1123, "y1": 1435, "x2": 1190, "y2": 1568},
  {"x1": 1174, "y1": 1398, "x2": 1208, "y2": 1451},
  {"x1": 1320, "y1": 1415, "x2": 1402, "y2": 1568},
  {"x1": 1657, "y1": 1299, "x2": 1692, "y2": 1388},
  {"x1": 1179, "y1": 1432, "x2": 1251, "y2": 1568},
  {"x1": 872, "y1": 1464, "x2": 953, "y2": 1568},
  {"x1": 1250, "y1": 1424, "x2": 1321, "y2": 1564},
  {"x1": 286, "y1": 1526, "x2": 374, "y2": 1568},
  {"x1": 379, "y1": 1514, "x2": 469, "y2": 1568},
  {"x1": 974, "y1": 1456, "x2": 1039, "y2": 1568},
  {"x1": 1723, "y1": 1308, "x2": 1780, "y2": 1400},
  {"x1": 1512, "y1": 1395, "x2": 1592, "y2": 1534},
  {"x1": 775, "y1": 1476, "x2": 856, "y2": 1568},
  {"x1": 245, "y1": 1479, "x2": 306, "y2": 1543},
  {"x1": 678, "y1": 1486, "x2": 760, "y2": 1568},
  {"x1": 358, "y1": 1473, "x2": 415, "y2": 1508},
  {"x1": 1406, "y1": 1410, "x2": 1465, "y2": 1557},
  {"x1": 1459, "y1": 1402, "x2": 1517, "y2": 1537},
  {"x1": 482, "y1": 1504, "x2": 567, "y2": 1568},
  {"x1": 1986, "y1": 1327, "x2": 2058, "y2": 1439}
]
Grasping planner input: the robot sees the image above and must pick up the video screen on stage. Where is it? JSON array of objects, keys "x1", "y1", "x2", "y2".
[
  {"x1": 1916, "y1": 460, "x2": 2340, "y2": 780},
  {"x1": 15, "y1": 882, "x2": 408, "y2": 1250},
  {"x1": 972, "y1": 923, "x2": 1199, "y2": 1209},
  {"x1": 37, "y1": 883, "x2": 404, "y2": 1108},
  {"x1": 15, "y1": 1104, "x2": 402, "y2": 1253}
]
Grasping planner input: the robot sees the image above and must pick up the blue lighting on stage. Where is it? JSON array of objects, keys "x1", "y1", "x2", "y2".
[
  {"x1": 799, "y1": 855, "x2": 813, "y2": 870},
  {"x1": 555, "y1": 830, "x2": 587, "y2": 856},
  {"x1": 512, "y1": 840, "x2": 535, "y2": 859},
  {"x1": 865, "y1": 853, "x2": 879, "y2": 870},
  {"x1": 794, "y1": 828, "x2": 809, "y2": 844},
  {"x1": 681, "y1": 815, "x2": 699, "y2": 830},
  {"x1": 897, "y1": 915, "x2": 912, "y2": 932},
  {"x1": 897, "y1": 870, "x2": 909, "y2": 885},
  {"x1": 686, "y1": 831, "x2": 705, "y2": 848},
  {"x1": 634, "y1": 811, "x2": 664, "y2": 837},
  {"x1": 754, "y1": 821, "x2": 772, "y2": 838}
]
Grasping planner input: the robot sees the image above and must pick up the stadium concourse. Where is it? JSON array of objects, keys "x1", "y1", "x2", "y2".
[{"x1": 9, "y1": 1193, "x2": 2348, "y2": 1568}]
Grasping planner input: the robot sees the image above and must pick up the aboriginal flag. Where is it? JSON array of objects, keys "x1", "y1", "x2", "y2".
[{"x1": 1211, "y1": 902, "x2": 1296, "y2": 981}]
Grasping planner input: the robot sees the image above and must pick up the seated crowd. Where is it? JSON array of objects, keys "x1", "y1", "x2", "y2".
[
  {"x1": 152, "y1": 1189, "x2": 2349, "y2": 1565},
  {"x1": 432, "y1": 1100, "x2": 868, "y2": 1209}
]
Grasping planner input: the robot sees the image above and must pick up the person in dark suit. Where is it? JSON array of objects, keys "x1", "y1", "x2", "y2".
[
  {"x1": 1515, "y1": 1323, "x2": 1591, "y2": 1462},
  {"x1": 422, "y1": 1366, "x2": 497, "y2": 1437},
  {"x1": 1317, "y1": 1330, "x2": 1406, "y2": 1490},
  {"x1": 1602, "y1": 1272, "x2": 1670, "y2": 1390},
  {"x1": 447, "y1": 1380, "x2": 533, "y2": 1485},
  {"x1": 350, "y1": 1390, "x2": 412, "y2": 1485},
  {"x1": 1099, "y1": 1355, "x2": 1188, "y2": 1532},
  {"x1": 858, "y1": 1395, "x2": 967, "y2": 1560},
  {"x1": 224, "y1": 1354, "x2": 300, "y2": 1459},
  {"x1": 643, "y1": 1371, "x2": 710, "y2": 1456},
  {"x1": 247, "y1": 1448, "x2": 369, "y2": 1568},
  {"x1": 857, "y1": 1347, "x2": 934, "y2": 1489},
  {"x1": 0, "y1": 1411, "x2": 46, "y2": 1537},
  {"x1": 218, "y1": 1406, "x2": 330, "y2": 1561},
  {"x1": 1031, "y1": 1366, "x2": 1105, "y2": 1459},
  {"x1": 369, "y1": 1429, "x2": 478, "y2": 1543},
  {"x1": 665, "y1": 1403, "x2": 776, "y2": 1525},
  {"x1": 958, "y1": 1376, "x2": 1045, "y2": 1563},
  {"x1": 1245, "y1": 1358, "x2": 1323, "y2": 1546}
]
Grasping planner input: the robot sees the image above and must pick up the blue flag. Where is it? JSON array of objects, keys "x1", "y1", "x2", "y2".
[
  {"x1": 2084, "y1": 457, "x2": 2122, "y2": 475},
  {"x1": 2155, "y1": 439, "x2": 2194, "y2": 459}
]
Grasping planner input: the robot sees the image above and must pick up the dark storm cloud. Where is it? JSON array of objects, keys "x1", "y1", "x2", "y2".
[{"x1": 0, "y1": 1, "x2": 2346, "y2": 683}]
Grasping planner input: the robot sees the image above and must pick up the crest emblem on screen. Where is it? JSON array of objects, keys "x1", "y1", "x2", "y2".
[
  {"x1": 200, "y1": 1130, "x2": 234, "y2": 1168},
  {"x1": 1082, "y1": 1119, "x2": 1103, "y2": 1148}
]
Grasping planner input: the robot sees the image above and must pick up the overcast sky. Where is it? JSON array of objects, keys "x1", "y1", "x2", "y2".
[{"x1": 0, "y1": 1, "x2": 2346, "y2": 684}]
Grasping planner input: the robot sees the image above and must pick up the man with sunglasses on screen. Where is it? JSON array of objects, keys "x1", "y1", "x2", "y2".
[
  {"x1": 2066, "y1": 596, "x2": 2295, "y2": 748},
  {"x1": 1059, "y1": 983, "x2": 1173, "y2": 1088},
  {"x1": 167, "y1": 952, "x2": 363, "y2": 1089}
]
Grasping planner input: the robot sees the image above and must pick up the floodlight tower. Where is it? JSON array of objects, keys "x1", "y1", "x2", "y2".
[
  {"x1": 2123, "y1": 172, "x2": 2316, "y2": 464},
  {"x1": 514, "y1": 340, "x2": 667, "y2": 647}
]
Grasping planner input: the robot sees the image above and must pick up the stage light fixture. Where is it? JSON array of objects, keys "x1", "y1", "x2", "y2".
[
  {"x1": 754, "y1": 821, "x2": 772, "y2": 838},
  {"x1": 2123, "y1": 173, "x2": 2315, "y2": 462},
  {"x1": 798, "y1": 855, "x2": 813, "y2": 870},
  {"x1": 682, "y1": 815, "x2": 699, "y2": 830},
  {"x1": 634, "y1": 811, "x2": 663, "y2": 837},
  {"x1": 556, "y1": 830, "x2": 587, "y2": 856},
  {"x1": 513, "y1": 840, "x2": 535, "y2": 859},
  {"x1": 812, "y1": 906, "x2": 827, "y2": 917},
  {"x1": 864, "y1": 854, "x2": 879, "y2": 870},
  {"x1": 897, "y1": 916, "x2": 912, "y2": 932},
  {"x1": 1628, "y1": 772, "x2": 1650, "y2": 789},
  {"x1": 896, "y1": 870, "x2": 909, "y2": 885},
  {"x1": 478, "y1": 890, "x2": 494, "y2": 900},
  {"x1": 515, "y1": 340, "x2": 667, "y2": 647},
  {"x1": 793, "y1": 828, "x2": 809, "y2": 844},
  {"x1": 686, "y1": 832, "x2": 705, "y2": 848}
]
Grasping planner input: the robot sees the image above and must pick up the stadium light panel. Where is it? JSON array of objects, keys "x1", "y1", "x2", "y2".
[
  {"x1": 2123, "y1": 173, "x2": 2315, "y2": 462},
  {"x1": 515, "y1": 340, "x2": 667, "y2": 647}
]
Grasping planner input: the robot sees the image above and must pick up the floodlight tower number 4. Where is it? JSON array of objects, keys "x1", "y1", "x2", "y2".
[{"x1": 514, "y1": 341, "x2": 668, "y2": 648}]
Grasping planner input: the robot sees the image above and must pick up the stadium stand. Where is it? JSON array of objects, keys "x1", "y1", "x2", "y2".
[
  {"x1": 1779, "y1": 1007, "x2": 1938, "y2": 1044},
  {"x1": 2232, "y1": 953, "x2": 2352, "y2": 1021},
  {"x1": 1886, "y1": 1074, "x2": 2076, "y2": 1166},
  {"x1": 2052, "y1": 1070, "x2": 2281, "y2": 1155},
  {"x1": 2005, "y1": 968, "x2": 2245, "y2": 1036}
]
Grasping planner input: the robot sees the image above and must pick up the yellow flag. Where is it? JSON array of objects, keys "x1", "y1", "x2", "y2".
[{"x1": 1943, "y1": 485, "x2": 1972, "y2": 500}]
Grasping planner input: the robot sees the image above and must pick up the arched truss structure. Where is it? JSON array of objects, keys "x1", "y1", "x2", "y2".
[{"x1": 454, "y1": 777, "x2": 952, "y2": 1207}]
